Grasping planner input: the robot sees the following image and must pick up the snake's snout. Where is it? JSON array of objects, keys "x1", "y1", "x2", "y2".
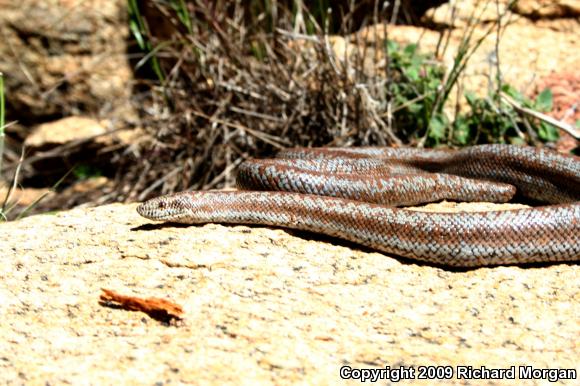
[
  {"x1": 137, "y1": 197, "x2": 171, "y2": 221},
  {"x1": 136, "y1": 199, "x2": 156, "y2": 220}
]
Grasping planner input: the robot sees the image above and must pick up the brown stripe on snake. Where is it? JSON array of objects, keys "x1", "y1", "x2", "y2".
[{"x1": 137, "y1": 144, "x2": 580, "y2": 267}]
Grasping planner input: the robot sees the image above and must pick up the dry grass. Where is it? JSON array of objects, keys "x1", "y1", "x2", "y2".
[
  {"x1": 119, "y1": 1, "x2": 448, "y2": 201},
  {"x1": 112, "y1": 0, "x2": 569, "y2": 202}
]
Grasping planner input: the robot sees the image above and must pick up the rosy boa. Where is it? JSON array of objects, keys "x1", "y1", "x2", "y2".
[{"x1": 137, "y1": 145, "x2": 580, "y2": 267}]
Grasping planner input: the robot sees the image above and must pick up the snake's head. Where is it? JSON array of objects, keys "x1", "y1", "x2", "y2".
[{"x1": 137, "y1": 194, "x2": 189, "y2": 222}]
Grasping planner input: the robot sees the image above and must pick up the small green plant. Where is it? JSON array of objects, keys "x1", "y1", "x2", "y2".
[
  {"x1": 171, "y1": 0, "x2": 192, "y2": 34},
  {"x1": 386, "y1": 41, "x2": 447, "y2": 144},
  {"x1": 73, "y1": 164, "x2": 102, "y2": 180},
  {"x1": 128, "y1": 0, "x2": 166, "y2": 82},
  {"x1": 384, "y1": 40, "x2": 560, "y2": 147},
  {"x1": 503, "y1": 85, "x2": 558, "y2": 142},
  {"x1": 451, "y1": 86, "x2": 558, "y2": 145}
]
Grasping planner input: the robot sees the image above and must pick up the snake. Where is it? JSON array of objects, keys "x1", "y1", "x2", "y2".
[{"x1": 137, "y1": 144, "x2": 580, "y2": 267}]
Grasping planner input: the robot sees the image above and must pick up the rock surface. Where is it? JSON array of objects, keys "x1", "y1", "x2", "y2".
[
  {"x1": 24, "y1": 117, "x2": 108, "y2": 148},
  {"x1": 513, "y1": 0, "x2": 580, "y2": 18},
  {"x1": 24, "y1": 116, "x2": 139, "y2": 150},
  {"x1": 0, "y1": 0, "x2": 133, "y2": 123},
  {"x1": 425, "y1": 0, "x2": 580, "y2": 26},
  {"x1": 0, "y1": 202, "x2": 577, "y2": 384}
]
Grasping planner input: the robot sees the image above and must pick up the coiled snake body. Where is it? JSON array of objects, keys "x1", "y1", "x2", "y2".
[{"x1": 137, "y1": 145, "x2": 580, "y2": 267}]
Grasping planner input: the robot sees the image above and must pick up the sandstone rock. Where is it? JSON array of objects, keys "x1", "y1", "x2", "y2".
[
  {"x1": 424, "y1": 0, "x2": 511, "y2": 28},
  {"x1": 14, "y1": 116, "x2": 137, "y2": 192},
  {"x1": 513, "y1": 0, "x2": 580, "y2": 18},
  {"x1": 409, "y1": 200, "x2": 528, "y2": 212},
  {"x1": 24, "y1": 117, "x2": 107, "y2": 148},
  {"x1": 0, "y1": 0, "x2": 134, "y2": 124},
  {"x1": 425, "y1": 0, "x2": 580, "y2": 27},
  {"x1": 0, "y1": 202, "x2": 577, "y2": 383},
  {"x1": 24, "y1": 116, "x2": 138, "y2": 150}
]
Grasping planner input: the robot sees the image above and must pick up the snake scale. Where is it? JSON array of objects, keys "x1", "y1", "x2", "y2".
[{"x1": 137, "y1": 144, "x2": 580, "y2": 267}]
